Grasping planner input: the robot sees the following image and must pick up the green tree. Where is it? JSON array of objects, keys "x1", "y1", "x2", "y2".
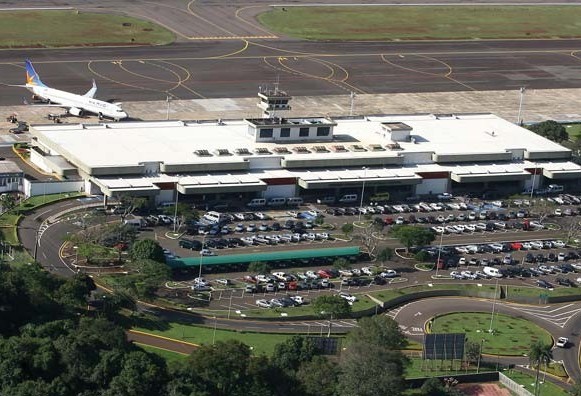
[
  {"x1": 377, "y1": 247, "x2": 393, "y2": 263},
  {"x1": 332, "y1": 258, "x2": 350, "y2": 270},
  {"x1": 296, "y1": 355, "x2": 337, "y2": 396},
  {"x1": 391, "y1": 225, "x2": 435, "y2": 252},
  {"x1": 104, "y1": 350, "x2": 167, "y2": 396},
  {"x1": 187, "y1": 340, "x2": 253, "y2": 396},
  {"x1": 528, "y1": 120, "x2": 568, "y2": 143},
  {"x1": 247, "y1": 261, "x2": 271, "y2": 275},
  {"x1": 465, "y1": 341, "x2": 481, "y2": 365},
  {"x1": 341, "y1": 223, "x2": 354, "y2": 236},
  {"x1": 130, "y1": 239, "x2": 165, "y2": 263},
  {"x1": 337, "y1": 342, "x2": 407, "y2": 396},
  {"x1": 128, "y1": 259, "x2": 171, "y2": 298},
  {"x1": 529, "y1": 341, "x2": 553, "y2": 396},
  {"x1": 420, "y1": 377, "x2": 447, "y2": 396},
  {"x1": 0, "y1": 193, "x2": 16, "y2": 212},
  {"x1": 414, "y1": 250, "x2": 431, "y2": 262},
  {"x1": 271, "y1": 335, "x2": 317, "y2": 372},
  {"x1": 311, "y1": 295, "x2": 352, "y2": 319},
  {"x1": 347, "y1": 316, "x2": 407, "y2": 350}
]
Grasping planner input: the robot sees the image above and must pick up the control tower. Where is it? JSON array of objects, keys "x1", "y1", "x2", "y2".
[{"x1": 257, "y1": 84, "x2": 292, "y2": 118}]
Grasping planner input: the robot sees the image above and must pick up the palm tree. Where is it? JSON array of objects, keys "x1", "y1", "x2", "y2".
[{"x1": 529, "y1": 341, "x2": 553, "y2": 396}]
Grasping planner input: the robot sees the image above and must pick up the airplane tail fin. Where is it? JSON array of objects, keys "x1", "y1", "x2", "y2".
[{"x1": 25, "y1": 59, "x2": 46, "y2": 87}]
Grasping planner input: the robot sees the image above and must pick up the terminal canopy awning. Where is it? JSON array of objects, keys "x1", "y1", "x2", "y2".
[
  {"x1": 542, "y1": 162, "x2": 581, "y2": 179},
  {"x1": 450, "y1": 164, "x2": 530, "y2": 183},
  {"x1": 177, "y1": 174, "x2": 267, "y2": 194},
  {"x1": 296, "y1": 168, "x2": 422, "y2": 189},
  {"x1": 93, "y1": 178, "x2": 161, "y2": 195}
]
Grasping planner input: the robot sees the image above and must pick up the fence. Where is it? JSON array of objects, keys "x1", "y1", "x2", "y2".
[{"x1": 499, "y1": 372, "x2": 534, "y2": 396}]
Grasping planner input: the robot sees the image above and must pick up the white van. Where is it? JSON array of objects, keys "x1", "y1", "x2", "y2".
[
  {"x1": 338, "y1": 194, "x2": 358, "y2": 203},
  {"x1": 247, "y1": 198, "x2": 266, "y2": 208},
  {"x1": 317, "y1": 196, "x2": 336, "y2": 204},
  {"x1": 286, "y1": 197, "x2": 304, "y2": 206},
  {"x1": 483, "y1": 266, "x2": 503, "y2": 278},
  {"x1": 267, "y1": 197, "x2": 287, "y2": 207},
  {"x1": 123, "y1": 217, "x2": 146, "y2": 229},
  {"x1": 547, "y1": 184, "x2": 564, "y2": 193},
  {"x1": 203, "y1": 211, "x2": 229, "y2": 224}
]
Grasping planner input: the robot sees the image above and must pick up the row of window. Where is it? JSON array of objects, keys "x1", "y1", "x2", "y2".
[
  {"x1": 0, "y1": 177, "x2": 21, "y2": 186},
  {"x1": 259, "y1": 126, "x2": 331, "y2": 139}
]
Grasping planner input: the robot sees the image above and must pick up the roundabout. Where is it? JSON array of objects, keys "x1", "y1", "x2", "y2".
[{"x1": 429, "y1": 312, "x2": 553, "y2": 356}]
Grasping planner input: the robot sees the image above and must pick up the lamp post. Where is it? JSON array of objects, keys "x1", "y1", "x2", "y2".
[
  {"x1": 198, "y1": 234, "x2": 207, "y2": 282},
  {"x1": 166, "y1": 95, "x2": 171, "y2": 120},
  {"x1": 358, "y1": 167, "x2": 367, "y2": 222},
  {"x1": 173, "y1": 184, "x2": 180, "y2": 233},
  {"x1": 212, "y1": 316, "x2": 217, "y2": 345},
  {"x1": 517, "y1": 87, "x2": 526, "y2": 125},
  {"x1": 434, "y1": 229, "x2": 445, "y2": 278},
  {"x1": 73, "y1": 245, "x2": 78, "y2": 266},
  {"x1": 489, "y1": 278, "x2": 499, "y2": 333},
  {"x1": 530, "y1": 163, "x2": 537, "y2": 201},
  {"x1": 477, "y1": 339, "x2": 485, "y2": 373}
]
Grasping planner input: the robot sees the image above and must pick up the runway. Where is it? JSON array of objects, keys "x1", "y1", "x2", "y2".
[{"x1": 3, "y1": 38, "x2": 581, "y2": 105}]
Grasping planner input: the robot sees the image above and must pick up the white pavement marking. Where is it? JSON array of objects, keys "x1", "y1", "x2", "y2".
[{"x1": 502, "y1": 301, "x2": 581, "y2": 328}]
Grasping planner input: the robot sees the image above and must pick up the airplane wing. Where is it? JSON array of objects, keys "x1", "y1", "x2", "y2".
[{"x1": 84, "y1": 79, "x2": 97, "y2": 98}]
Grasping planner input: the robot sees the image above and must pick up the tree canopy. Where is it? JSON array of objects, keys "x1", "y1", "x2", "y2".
[
  {"x1": 528, "y1": 120, "x2": 568, "y2": 143},
  {"x1": 311, "y1": 295, "x2": 352, "y2": 319},
  {"x1": 130, "y1": 239, "x2": 165, "y2": 263},
  {"x1": 391, "y1": 225, "x2": 435, "y2": 252}
]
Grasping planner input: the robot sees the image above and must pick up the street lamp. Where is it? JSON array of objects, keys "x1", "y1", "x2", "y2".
[
  {"x1": 73, "y1": 245, "x2": 78, "y2": 266},
  {"x1": 358, "y1": 167, "x2": 367, "y2": 222},
  {"x1": 212, "y1": 316, "x2": 217, "y2": 345},
  {"x1": 530, "y1": 163, "x2": 537, "y2": 201},
  {"x1": 198, "y1": 234, "x2": 207, "y2": 282},
  {"x1": 517, "y1": 86, "x2": 526, "y2": 125},
  {"x1": 166, "y1": 95, "x2": 171, "y2": 120},
  {"x1": 489, "y1": 278, "x2": 499, "y2": 333},
  {"x1": 434, "y1": 229, "x2": 445, "y2": 278},
  {"x1": 476, "y1": 339, "x2": 485, "y2": 373}
]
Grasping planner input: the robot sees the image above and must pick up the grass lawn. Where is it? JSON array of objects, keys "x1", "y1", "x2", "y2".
[
  {"x1": 135, "y1": 343, "x2": 188, "y2": 362},
  {"x1": 503, "y1": 370, "x2": 569, "y2": 396},
  {"x1": 430, "y1": 312, "x2": 552, "y2": 356},
  {"x1": 19, "y1": 192, "x2": 83, "y2": 210},
  {"x1": 259, "y1": 6, "x2": 581, "y2": 41},
  {"x1": 132, "y1": 322, "x2": 300, "y2": 356},
  {"x1": 565, "y1": 124, "x2": 581, "y2": 141},
  {"x1": 0, "y1": 10, "x2": 174, "y2": 48}
]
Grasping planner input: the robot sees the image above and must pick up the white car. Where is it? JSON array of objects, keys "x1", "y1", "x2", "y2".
[
  {"x1": 554, "y1": 208, "x2": 563, "y2": 216},
  {"x1": 431, "y1": 226, "x2": 445, "y2": 234},
  {"x1": 572, "y1": 264, "x2": 581, "y2": 271},
  {"x1": 289, "y1": 295, "x2": 304, "y2": 305},
  {"x1": 351, "y1": 268, "x2": 362, "y2": 276},
  {"x1": 475, "y1": 271, "x2": 490, "y2": 279},
  {"x1": 461, "y1": 271, "x2": 478, "y2": 280},
  {"x1": 200, "y1": 249, "x2": 216, "y2": 256},
  {"x1": 395, "y1": 216, "x2": 406, "y2": 225},
  {"x1": 256, "y1": 299, "x2": 272, "y2": 308},
  {"x1": 494, "y1": 221, "x2": 506, "y2": 229},
  {"x1": 529, "y1": 221, "x2": 544, "y2": 229},
  {"x1": 530, "y1": 241, "x2": 544, "y2": 250},
  {"x1": 438, "y1": 192, "x2": 453, "y2": 200},
  {"x1": 522, "y1": 242, "x2": 532, "y2": 250},
  {"x1": 445, "y1": 225, "x2": 459, "y2": 234},
  {"x1": 337, "y1": 292, "x2": 357, "y2": 303},
  {"x1": 475, "y1": 223, "x2": 487, "y2": 231},
  {"x1": 380, "y1": 269, "x2": 398, "y2": 278},
  {"x1": 306, "y1": 271, "x2": 319, "y2": 279},
  {"x1": 450, "y1": 271, "x2": 465, "y2": 279},
  {"x1": 287, "y1": 211, "x2": 299, "y2": 218},
  {"x1": 453, "y1": 224, "x2": 465, "y2": 233},
  {"x1": 468, "y1": 212, "x2": 477, "y2": 220},
  {"x1": 234, "y1": 223, "x2": 245, "y2": 232},
  {"x1": 556, "y1": 337, "x2": 568, "y2": 348},
  {"x1": 464, "y1": 224, "x2": 476, "y2": 232},
  {"x1": 316, "y1": 232, "x2": 330, "y2": 240},
  {"x1": 456, "y1": 213, "x2": 466, "y2": 221},
  {"x1": 552, "y1": 240, "x2": 566, "y2": 248},
  {"x1": 234, "y1": 213, "x2": 246, "y2": 221},
  {"x1": 215, "y1": 279, "x2": 231, "y2": 286},
  {"x1": 458, "y1": 257, "x2": 467, "y2": 266},
  {"x1": 465, "y1": 245, "x2": 478, "y2": 254},
  {"x1": 436, "y1": 215, "x2": 446, "y2": 223},
  {"x1": 361, "y1": 266, "x2": 374, "y2": 276},
  {"x1": 339, "y1": 269, "x2": 354, "y2": 277},
  {"x1": 255, "y1": 212, "x2": 267, "y2": 220},
  {"x1": 488, "y1": 243, "x2": 503, "y2": 253}
]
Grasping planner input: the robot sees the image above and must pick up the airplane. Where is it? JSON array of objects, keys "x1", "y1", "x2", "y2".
[{"x1": 18, "y1": 60, "x2": 128, "y2": 121}]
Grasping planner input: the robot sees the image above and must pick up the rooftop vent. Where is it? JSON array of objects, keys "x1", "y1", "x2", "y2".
[
  {"x1": 312, "y1": 146, "x2": 329, "y2": 153},
  {"x1": 332, "y1": 145, "x2": 348, "y2": 153},
  {"x1": 350, "y1": 144, "x2": 367, "y2": 152},
  {"x1": 255, "y1": 147, "x2": 272, "y2": 155},
  {"x1": 235, "y1": 148, "x2": 252, "y2": 155},
  {"x1": 293, "y1": 146, "x2": 311, "y2": 154},
  {"x1": 215, "y1": 149, "x2": 231, "y2": 156},
  {"x1": 194, "y1": 149, "x2": 212, "y2": 157},
  {"x1": 274, "y1": 147, "x2": 291, "y2": 154},
  {"x1": 368, "y1": 144, "x2": 385, "y2": 152},
  {"x1": 386, "y1": 143, "x2": 403, "y2": 151}
]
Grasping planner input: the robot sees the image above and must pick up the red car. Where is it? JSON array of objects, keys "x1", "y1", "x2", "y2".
[
  {"x1": 384, "y1": 217, "x2": 394, "y2": 225},
  {"x1": 511, "y1": 242, "x2": 523, "y2": 251},
  {"x1": 317, "y1": 269, "x2": 332, "y2": 278}
]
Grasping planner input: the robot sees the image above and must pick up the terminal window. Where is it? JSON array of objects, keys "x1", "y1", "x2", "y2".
[
  {"x1": 317, "y1": 126, "x2": 330, "y2": 136},
  {"x1": 259, "y1": 128, "x2": 273, "y2": 138},
  {"x1": 299, "y1": 127, "x2": 310, "y2": 137},
  {"x1": 280, "y1": 127, "x2": 291, "y2": 137}
]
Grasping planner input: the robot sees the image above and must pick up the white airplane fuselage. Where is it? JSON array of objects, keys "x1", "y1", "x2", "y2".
[{"x1": 27, "y1": 84, "x2": 128, "y2": 121}]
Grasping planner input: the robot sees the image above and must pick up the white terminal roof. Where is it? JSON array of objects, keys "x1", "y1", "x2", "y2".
[{"x1": 31, "y1": 113, "x2": 569, "y2": 170}]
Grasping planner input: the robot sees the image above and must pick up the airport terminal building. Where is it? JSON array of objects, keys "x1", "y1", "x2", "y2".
[{"x1": 28, "y1": 112, "x2": 581, "y2": 205}]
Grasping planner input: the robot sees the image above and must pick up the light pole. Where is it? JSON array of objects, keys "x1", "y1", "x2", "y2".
[
  {"x1": 73, "y1": 245, "x2": 78, "y2": 266},
  {"x1": 489, "y1": 278, "x2": 499, "y2": 333},
  {"x1": 476, "y1": 339, "x2": 485, "y2": 373},
  {"x1": 198, "y1": 234, "x2": 207, "y2": 282},
  {"x1": 358, "y1": 167, "x2": 367, "y2": 222},
  {"x1": 530, "y1": 163, "x2": 537, "y2": 201},
  {"x1": 517, "y1": 86, "x2": 526, "y2": 125},
  {"x1": 434, "y1": 229, "x2": 445, "y2": 278},
  {"x1": 166, "y1": 95, "x2": 171, "y2": 120},
  {"x1": 327, "y1": 313, "x2": 333, "y2": 338},
  {"x1": 173, "y1": 184, "x2": 180, "y2": 233},
  {"x1": 212, "y1": 316, "x2": 217, "y2": 345}
]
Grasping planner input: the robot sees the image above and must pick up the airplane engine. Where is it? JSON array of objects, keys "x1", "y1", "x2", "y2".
[{"x1": 68, "y1": 107, "x2": 83, "y2": 117}]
